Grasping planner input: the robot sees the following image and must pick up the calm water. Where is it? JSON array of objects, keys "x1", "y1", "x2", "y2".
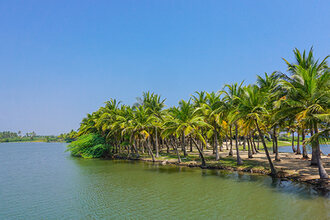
[
  {"x1": 279, "y1": 144, "x2": 330, "y2": 155},
  {"x1": 0, "y1": 142, "x2": 329, "y2": 219}
]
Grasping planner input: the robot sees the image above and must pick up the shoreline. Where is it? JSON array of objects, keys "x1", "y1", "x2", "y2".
[
  {"x1": 110, "y1": 153, "x2": 330, "y2": 195},
  {"x1": 0, "y1": 141, "x2": 65, "y2": 144}
]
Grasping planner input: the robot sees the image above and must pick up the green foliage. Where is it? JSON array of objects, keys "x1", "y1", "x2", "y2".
[
  {"x1": 66, "y1": 133, "x2": 108, "y2": 158},
  {"x1": 0, "y1": 131, "x2": 63, "y2": 143},
  {"x1": 58, "y1": 130, "x2": 78, "y2": 143}
]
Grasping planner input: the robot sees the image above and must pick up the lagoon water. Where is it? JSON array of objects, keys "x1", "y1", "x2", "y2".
[
  {"x1": 279, "y1": 144, "x2": 330, "y2": 155},
  {"x1": 0, "y1": 142, "x2": 329, "y2": 219}
]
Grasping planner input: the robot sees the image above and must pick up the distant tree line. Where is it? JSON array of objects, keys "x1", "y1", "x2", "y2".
[{"x1": 0, "y1": 131, "x2": 63, "y2": 143}]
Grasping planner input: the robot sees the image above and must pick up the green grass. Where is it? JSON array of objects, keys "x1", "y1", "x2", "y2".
[
  {"x1": 210, "y1": 157, "x2": 268, "y2": 170},
  {"x1": 127, "y1": 151, "x2": 268, "y2": 172},
  {"x1": 236, "y1": 140, "x2": 297, "y2": 151}
]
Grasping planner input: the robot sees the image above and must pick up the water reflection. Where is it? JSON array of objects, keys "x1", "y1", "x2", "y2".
[{"x1": 2, "y1": 143, "x2": 328, "y2": 219}]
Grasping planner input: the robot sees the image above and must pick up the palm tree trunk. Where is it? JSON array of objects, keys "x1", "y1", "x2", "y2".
[
  {"x1": 302, "y1": 130, "x2": 308, "y2": 159},
  {"x1": 250, "y1": 136, "x2": 256, "y2": 154},
  {"x1": 192, "y1": 138, "x2": 206, "y2": 167},
  {"x1": 190, "y1": 136, "x2": 193, "y2": 152},
  {"x1": 257, "y1": 136, "x2": 260, "y2": 150},
  {"x1": 274, "y1": 127, "x2": 280, "y2": 161},
  {"x1": 252, "y1": 136, "x2": 259, "y2": 153},
  {"x1": 146, "y1": 137, "x2": 155, "y2": 162},
  {"x1": 214, "y1": 129, "x2": 219, "y2": 160},
  {"x1": 247, "y1": 136, "x2": 253, "y2": 158},
  {"x1": 314, "y1": 124, "x2": 328, "y2": 179},
  {"x1": 172, "y1": 137, "x2": 181, "y2": 163},
  {"x1": 134, "y1": 139, "x2": 140, "y2": 157},
  {"x1": 155, "y1": 128, "x2": 159, "y2": 158},
  {"x1": 272, "y1": 133, "x2": 276, "y2": 153},
  {"x1": 182, "y1": 131, "x2": 187, "y2": 157},
  {"x1": 235, "y1": 124, "x2": 243, "y2": 165},
  {"x1": 310, "y1": 129, "x2": 318, "y2": 166},
  {"x1": 291, "y1": 132, "x2": 296, "y2": 153},
  {"x1": 165, "y1": 139, "x2": 170, "y2": 154},
  {"x1": 243, "y1": 137, "x2": 246, "y2": 151},
  {"x1": 229, "y1": 126, "x2": 233, "y2": 156},
  {"x1": 255, "y1": 120, "x2": 277, "y2": 177},
  {"x1": 219, "y1": 137, "x2": 223, "y2": 152},
  {"x1": 251, "y1": 136, "x2": 258, "y2": 153},
  {"x1": 296, "y1": 130, "x2": 301, "y2": 154}
]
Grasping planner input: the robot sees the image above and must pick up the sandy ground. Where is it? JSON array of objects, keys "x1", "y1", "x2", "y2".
[{"x1": 202, "y1": 146, "x2": 330, "y2": 181}]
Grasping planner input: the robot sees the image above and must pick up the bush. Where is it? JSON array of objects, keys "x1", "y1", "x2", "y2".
[{"x1": 66, "y1": 133, "x2": 108, "y2": 158}]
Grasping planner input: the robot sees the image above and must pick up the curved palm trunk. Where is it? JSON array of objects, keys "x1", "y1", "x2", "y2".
[
  {"x1": 302, "y1": 130, "x2": 308, "y2": 159},
  {"x1": 214, "y1": 129, "x2": 220, "y2": 160},
  {"x1": 192, "y1": 138, "x2": 206, "y2": 167},
  {"x1": 146, "y1": 138, "x2": 155, "y2": 162},
  {"x1": 291, "y1": 132, "x2": 296, "y2": 153},
  {"x1": 250, "y1": 136, "x2": 256, "y2": 154},
  {"x1": 172, "y1": 137, "x2": 181, "y2": 163},
  {"x1": 255, "y1": 120, "x2": 277, "y2": 177},
  {"x1": 314, "y1": 125, "x2": 328, "y2": 179},
  {"x1": 257, "y1": 136, "x2": 260, "y2": 150},
  {"x1": 235, "y1": 124, "x2": 243, "y2": 165},
  {"x1": 252, "y1": 136, "x2": 259, "y2": 153},
  {"x1": 296, "y1": 130, "x2": 301, "y2": 155}
]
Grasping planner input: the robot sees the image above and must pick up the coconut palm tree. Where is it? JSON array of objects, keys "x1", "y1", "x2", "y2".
[
  {"x1": 257, "y1": 72, "x2": 283, "y2": 161},
  {"x1": 235, "y1": 85, "x2": 277, "y2": 176},
  {"x1": 135, "y1": 92, "x2": 166, "y2": 157},
  {"x1": 196, "y1": 92, "x2": 223, "y2": 160},
  {"x1": 282, "y1": 48, "x2": 329, "y2": 167},
  {"x1": 223, "y1": 82, "x2": 244, "y2": 164},
  {"x1": 167, "y1": 100, "x2": 211, "y2": 162},
  {"x1": 279, "y1": 64, "x2": 329, "y2": 179},
  {"x1": 124, "y1": 105, "x2": 156, "y2": 161}
]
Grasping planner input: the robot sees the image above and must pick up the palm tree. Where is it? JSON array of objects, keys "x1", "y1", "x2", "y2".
[
  {"x1": 166, "y1": 100, "x2": 211, "y2": 163},
  {"x1": 257, "y1": 72, "x2": 283, "y2": 161},
  {"x1": 124, "y1": 105, "x2": 156, "y2": 161},
  {"x1": 196, "y1": 92, "x2": 223, "y2": 160},
  {"x1": 223, "y1": 82, "x2": 244, "y2": 164},
  {"x1": 282, "y1": 47, "x2": 329, "y2": 167},
  {"x1": 135, "y1": 92, "x2": 166, "y2": 157},
  {"x1": 235, "y1": 85, "x2": 277, "y2": 176},
  {"x1": 279, "y1": 64, "x2": 329, "y2": 179}
]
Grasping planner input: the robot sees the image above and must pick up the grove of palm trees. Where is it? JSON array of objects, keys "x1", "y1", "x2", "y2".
[{"x1": 67, "y1": 48, "x2": 329, "y2": 181}]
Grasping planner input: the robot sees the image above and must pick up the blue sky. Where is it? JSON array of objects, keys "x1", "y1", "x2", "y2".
[{"x1": 1, "y1": 0, "x2": 329, "y2": 135}]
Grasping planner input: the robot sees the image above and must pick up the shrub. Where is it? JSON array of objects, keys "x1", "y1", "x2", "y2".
[{"x1": 66, "y1": 133, "x2": 108, "y2": 158}]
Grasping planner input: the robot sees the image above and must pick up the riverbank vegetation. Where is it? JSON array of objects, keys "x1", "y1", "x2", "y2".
[
  {"x1": 0, "y1": 131, "x2": 63, "y2": 143},
  {"x1": 67, "y1": 48, "x2": 329, "y2": 180}
]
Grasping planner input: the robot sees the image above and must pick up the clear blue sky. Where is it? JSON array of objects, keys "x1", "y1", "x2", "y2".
[{"x1": 1, "y1": 1, "x2": 329, "y2": 135}]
